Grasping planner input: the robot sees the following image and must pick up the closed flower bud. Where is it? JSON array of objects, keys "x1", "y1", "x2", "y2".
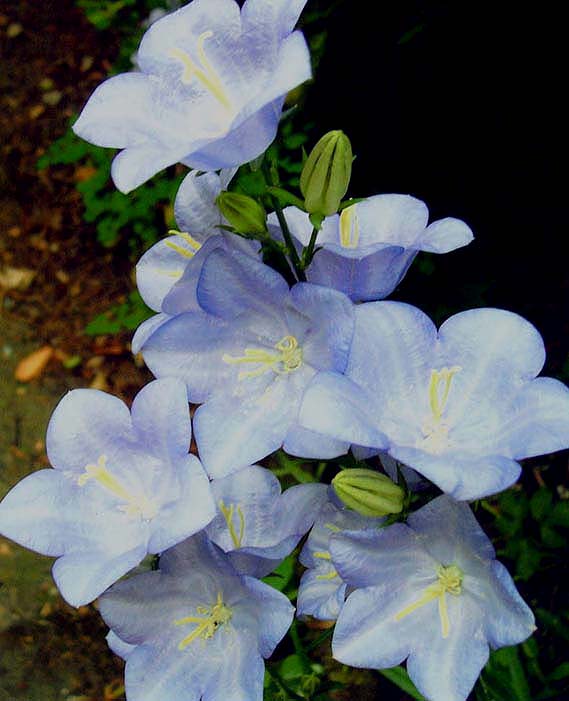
[
  {"x1": 300, "y1": 130, "x2": 353, "y2": 218},
  {"x1": 332, "y1": 468, "x2": 404, "y2": 517},
  {"x1": 216, "y1": 192, "x2": 268, "y2": 236}
]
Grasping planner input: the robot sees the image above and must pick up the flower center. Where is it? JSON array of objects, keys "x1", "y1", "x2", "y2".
[
  {"x1": 222, "y1": 335, "x2": 303, "y2": 381},
  {"x1": 169, "y1": 30, "x2": 232, "y2": 111},
  {"x1": 174, "y1": 592, "x2": 233, "y2": 650},
  {"x1": 218, "y1": 499, "x2": 245, "y2": 548},
  {"x1": 394, "y1": 564, "x2": 464, "y2": 638},
  {"x1": 339, "y1": 205, "x2": 360, "y2": 248},
  {"x1": 77, "y1": 455, "x2": 158, "y2": 521},
  {"x1": 417, "y1": 366, "x2": 461, "y2": 454}
]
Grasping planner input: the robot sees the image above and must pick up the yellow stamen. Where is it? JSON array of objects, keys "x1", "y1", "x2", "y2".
[
  {"x1": 219, "y1": 500, "x2": 245, "y2": 548},
  {"x1": 174, "y1": 592, "x2": 233, "y2": 650},
  {"x1": 77, "y1": 455, "x2": 157, "y2": 520},
  {"x1": 324, "y1": 523, "x2": 341, "y2": 533},
  {"x1": 313, "y1": 551, "x2": 332, "y2": 561},
  {"x1": 164, "y1": 231, "x2": 202, "y2": 260},
  {"x1": 169, "y1": 31, "x2": 232, "y2": 110},
  {"x1": 222, "y1": 335, "x2": 303, "y2": 381},
  {"x1": 428, "y1": 366, "x2": 461, "y2": 421},
  {"x1": 339, "y1": 205, "x2": 360, "y2": 248},
  {"x1": 316, "y1": 569, "x2": 339, "y2": 581},
  {"x1": 167, "y1": 230, "x2": 202, "y2": 250},
  {"x1": 394, "y1": 564, "x2": 463, "y2": 639}
]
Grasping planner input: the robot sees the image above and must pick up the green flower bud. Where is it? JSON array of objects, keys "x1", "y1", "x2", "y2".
[
  {"x1": 332, "y1": 468, "x2": 404, "y2": 517},
  {"x1": 216, "y1": 191, "x2": 267, "y2": 236},
  {"x1": 300, "y1": 130, "x2": 353, "y2": 218}
]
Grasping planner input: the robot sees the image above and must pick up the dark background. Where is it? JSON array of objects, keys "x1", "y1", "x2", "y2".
[{"x1": 302, "y1": 0, "x2": 568, "y2": 375}]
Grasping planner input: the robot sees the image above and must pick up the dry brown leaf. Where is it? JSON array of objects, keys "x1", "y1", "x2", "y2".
[
  {"x1": 29, "y1": 104, "x2": 45, "y2": 119},
  {"x1": 89, "y1": 370, "x2": 109, "y2": 391},
  {"x1": 15, "y1": 345, "x2": 54, "y2": 382},
  {"x1": 0, "y1": 265, "x2": 36, "y2": 291},
  {"x1": 74, "y1": 165, "x2": 98, "y2": 182}
]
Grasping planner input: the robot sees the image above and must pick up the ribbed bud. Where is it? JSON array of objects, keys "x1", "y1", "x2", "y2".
[
  {"x1": 300, "y1": 130, "x2": 353, "y2": 217},
  {"x1": 216, "y1": 192, "x2": 267, "y2": 236},
  {"x1": 332, "y1": 468, "x2": 404, "y2": 517}
]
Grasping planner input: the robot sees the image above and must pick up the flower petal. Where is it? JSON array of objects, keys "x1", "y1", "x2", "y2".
[
  {"x1": 240, "y1": 575, "x2": 294, "y2": 657},
  {"x1": 174, "y1": 170, "x2": 224, "y2": 237},
  {"x1": 417, "y1": 216, "x2": 474, "y2": 253},
  {"x1": 283, "y1": 423, "x2": 349, "y2": 459},
  {"x1": 132, "y1": 312, "x2": 172, "y2": 355}
]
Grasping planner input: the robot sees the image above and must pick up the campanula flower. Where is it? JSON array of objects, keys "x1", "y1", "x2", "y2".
[
  {"x1": 330, "y1": 495, "x2": 536, "y2": 701},
  {"x1": 73, "y1": 0, "x2": 312, "y2": 192},
  {"x1": 272, "y1": 195, "x2": 473, "y2": 301},
  {"x1": 100, "y1": 533, "x2": 294, "y2": 701},
  {"x1": 300, "y1": 302, "x2": 569, "y2": 500},
  {"x1": 138, "y1": 248, "x2": 354, "y2": 477},
  {"x1": 297, "y1": 490, "x2": 383, "y2": 621},
  {"x1": 206, "y1": 464, "x2": 327, "y2": 576},
  {"x1": 0, "y1": 379, "x2": 215, "y2": 606}
]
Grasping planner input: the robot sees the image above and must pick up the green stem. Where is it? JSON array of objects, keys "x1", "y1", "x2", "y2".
[
  {"x1": 273, "y1": 201, "x2": 305, "y2": 281},
  {"x1": 300, "y1": 227, "x2": 320, "y2": 270}
]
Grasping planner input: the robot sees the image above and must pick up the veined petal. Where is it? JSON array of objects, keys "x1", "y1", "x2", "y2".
[
  {"x1": 132, "y1": 312, "x2": 172, "y2": 355},
  {"x1": 107, "y1": 631, "x2": 137, "y2": 660},
  {"x1": 417, "y1": 216, "x2": 474, "y2": 253},
  {"x1": 240, "y1": 575, "x2": 295, "y2": 657},
  {"x1": 46, "y1": 389, "x2": 134, "y2": 473},
  {"x1": 130, "y1": 378, "x2": 191, "y2": 461},
  {"x1": 202, "y1": 637, "x2": 265, "y2": 701},
  {"x1": 297, "y1": 567, "x2": 346, "y2": 620},
  {"x1": 174, "y1": 170, "x2": 224, "y2": 237},
  {"x1": 299, "y1": 372, "x2": 388, "y2": 449},
  {"x1": 111, "y1": 141, "x2": 189, "y2": 195},
  {"x1": 389, "y1": 447, "x2": 521, "y2": 501},
  {"x1": 242, "y1": 0, "x2": 308, "y2": 43},
  {"x1": 283, "y1": 423, "x2": 349, "y2": 460}
]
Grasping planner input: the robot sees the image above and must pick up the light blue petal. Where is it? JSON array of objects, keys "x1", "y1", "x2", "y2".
[
  {"x1": 196, "y1": 248, "x2": 289, "y2": 325},
  {"x1": 389, "y1": 446, "x2": 521, "y2": 500},
  {"x1": 480, "y1": 561, "x2": 536, "y2": 648},
  {"x1": 242, "y1": 0, "x2": 308, "y2": 43},
  {"x1": 46, "y1": 389, "x2": 134, "y2": 474},
  {"x1": 406, "y1": 495, "x2": 496, "y2": 564},
  {"x1": 174, "y1": 170, "x2": 224, "y2": 236},
  {"x1": 288, "y1": 282, "x2": 354, "y2": 372},
  {"x1": 492, "y1": 376, "x2": 569, "y2": 459},
  {"x1": 194, "y1": 378, "x2": 297, "y2": 477},
  {"x1": 307, "y1": 246, "x2": 416, "y2": 302},
  {"x1": 438, "y1": 308, "x2": 546, "y2": 426},
  {"x1": 417, "y1": 216, "x2": 474, "y2": 253},
  {"x1": 140, "y1": 311, "x2": 247, "y2": 403},
  {"x1": 406, "y1": 598, "x2": 489, "y2": 701},
  {"x1": 130, "y1": 378, "x2": 191, "y2": 461},
  {"x1": 147, "y1": 455, "x2": 215, "y2": 554},
  {"x1": 202, "y1": 638, "x2": 265, "y2": 701},
  {"x1": 283, "y1": 423, "x2": 349, "y2": 459},
  {"x1": 132, "y1": 312, "x2": 172, "y2": 355},
  {"x1": 136, "y1": 235, "x2": 201, "y2": 312},
  {"x1": 53, "y1": 544, "x2": 147, "y2": 607},
  {"x1": 330, "y1": 525, "x2": 434, "y2": 589},
  {"x1": 297, "y1": 567, "x2": 346, "y2": 620},
  {"x1": 240, "y1": 575, "x2": 295, "y2": 657},
  {"x1": 106, "y1": 631, "x2": 136, "y2": 660},
  {"x1": 111, "y1": 142, "x2": 189, "y2": 194},
  {"x1": 347, "y1": 301, "x2": 437, "y2": 408},
  {"x1": 299, "y1": 372, "x2": 389, "y2": 448},
  {"x1": 0, "y1": 469, "x2": 79, "y2": 556}
]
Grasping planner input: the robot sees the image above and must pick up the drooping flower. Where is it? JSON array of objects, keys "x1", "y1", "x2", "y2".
[
  {"x1": 271, "y1": 195, "x2": 473, "y2": 301},
  {"x1": 0, "y1": 379, "x2": 215, "y2": 606},
  {"x1": 206, "y1": 464, "x2": 327, "y2": 576},
  {"x1": 297, "y1": 490, "x2": 383, "y2": 621},
  {"x1": 100, "y1": 533, "x2": 294, "y2": 701},
  {"x1": 72, "y1": 0, "x2": 312, "y2": 192},
  {"x1": 300, "y1": 302, "x2": 569, "y2": 500},
  {"x1": 138, "y1": 248, "x2": 354, "y2": 477},
  {"x1": 133, "y1": 168, "x2": 259, "y2": 352},
  {"x1": 330, "y1": 495, "x2": 536, "y2": 701}
]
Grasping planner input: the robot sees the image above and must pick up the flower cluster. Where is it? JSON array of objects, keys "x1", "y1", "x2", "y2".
[{"x1": 2, "y1": 1, "x2": 569, "y2": 700}]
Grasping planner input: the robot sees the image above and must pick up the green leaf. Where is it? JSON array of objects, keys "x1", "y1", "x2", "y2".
[
  {"x1": 549, "y1": 662, "x2": 569, "y2": 681},
  {"x1": 540, "y1": 524, "x2": 566, "y2": 549},
  {"x1": 84, "y1": 291, "x2": 153, "y2": 336},
  {"x1": 549, "y1": 501, "x2": 569, "y2": 528},
  {"x1": 530, "y1": 487, "x2": 553, "y2": 521},
  {"x1": 515, "y1": 540, "x2": 541, "y2": 580},
  {"x1": 378, "y1": 666, "x2": 426, "y2": 700},
  {"x1": 262, "y1": 555, "x2": 295, "y2": 593}
]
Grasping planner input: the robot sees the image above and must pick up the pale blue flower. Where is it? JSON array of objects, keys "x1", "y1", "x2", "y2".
[
  {"x1": 100, "y1": 533, "x2": 294, "y2": 701},
  {"x1": 73, "y1": 0, "x2": 312, "y2": 192},
  {"x1": 138, "y1": 248, "x2": 354, "y2": 477},
  {"x1": 297, "y1": 489, "x2": 383, "y2": 621},
  {"x1": 300, "y1": 302, "x2": 569, "y2": 500},
  {"x1": 331, "y1": 495, "x2": 536, "y2": 701},
  {"x1": 206, "y1": 464, "x2": 327, "y2": 576},
  {"x1": 0, "y1": 379, "x2": 215, "y2": 606},
  {"x1": 271, "y1": 196, "x2": 473, "y2": 301}
]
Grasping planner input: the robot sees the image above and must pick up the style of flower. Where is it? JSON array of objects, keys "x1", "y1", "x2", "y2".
[
  {"x1": 299, "y1": 302, "x2": 569, "y2": 499},
  {"x1": 297, "y1": 490, "x2": 383, "y2": 621},
  {"x1": 138, "y1": 248, "x2": 354, "y2": 477},
  {"x1": 0, "y1": 379, "x2": 215, "y2": 606},
  {"x1": 100, "y1": 533, "x2": 294, "y2": 701},
  {"x1": 330, "y1": 496, "x2": 536, "y2": 701},
  {"x1": 206, "y1": 464, "x2": 327, "y2": 576},
  {"x1": 72, "y1": 0, "x2": 312, "y2": 192},
  {"x1": 271, "y1": 195, "x2": 473, "y2": 301},
  {"x1": 133, "y1": 168, "x2": 259, "y2": 353}
]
